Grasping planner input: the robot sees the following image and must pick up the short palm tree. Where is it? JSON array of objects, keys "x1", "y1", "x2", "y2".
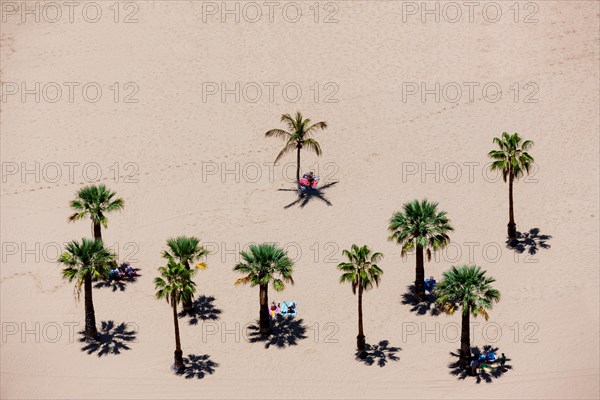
[
  {"x1": 162, "y1": 236, "x2": 208, "y2": 313},
  {"x1": 435, "y1": 265, "x2": 501, "y2": 368},
  {"x1": 57, "y1": 238, "x2": 114, "y2": 341},
  {"x1": 488, "y1": 132, "x2": 534, "y2": 239},
  {"x1": 265, "y1": 111, "x2": 327, "y2": 185},
  {"x1": 337, "y1": 245, "x2": 383, "y2": 351},
  {"x1": 388, "y1": 199, "x2": 454, "y2": 298},
  {"x1": 68, "y1": 184, "x2": 124, "y2": 240},
  {"x1": 233, "y1": 243, "x2": 294, "y2": 336},
  {"x1": 155, "y1": 260, "x2": 197, "y2": 369}
]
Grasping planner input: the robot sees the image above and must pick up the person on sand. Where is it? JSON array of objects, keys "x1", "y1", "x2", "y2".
[
  {"x1": 470, "y1": 358, "x2": 479, "y2": 376},
  {"x1": 500, "y1": 353, "x2": 507, "y2": 370},
  {"x1": 270, "y1": 302, "x2": 277, "y2": 317},
  {"x1": 307, "y1": 171, "x2": 315, "y2": 187}
]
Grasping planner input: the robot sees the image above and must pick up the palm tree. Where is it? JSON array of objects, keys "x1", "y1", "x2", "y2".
[
  {"x1": 388, "y1": 199, "x2": 454, "y2": 298},
  {"x1": 265, "y1": 111, "x2": 327, "y2": 185},
  {"x1": 68, "y1": 184, "x2": 124, "y2": 241},
  {"x1": 155, "y1": 260, "x2": 197, "y2": 369},
  {"x1": 488, "y1": 132, "x2": 534, "y2": 239},
  {"x1": 57, "y1": 238, "x2": 114, "y2": 341},
  {"x1": 435, "y1": 265, "x2": 501, "y2": 368},
  {"x1": 337, "y1": 245, "x2": 383, "y2": 351},
  {"x1": 233, "y1": 243, "x2": 294, "y2": 336},
  {"x1": 162, "y1": 236, "x2": 208, "y2": 313}
]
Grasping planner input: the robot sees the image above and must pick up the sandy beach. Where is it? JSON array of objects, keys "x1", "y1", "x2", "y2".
[{"x1": 1, "y1": 1, "x2": 599, "y2": 399}]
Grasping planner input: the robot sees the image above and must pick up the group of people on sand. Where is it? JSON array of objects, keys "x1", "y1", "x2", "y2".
[
  {"x1": 469, "y1": 351, "x2": 507, "y2": 376},
  {"x1": 108, "y1": 263, "x2": 137, "y2": 281},
  {"x1": 269, "y1": 301, "x2": 296, "y2": 317}
]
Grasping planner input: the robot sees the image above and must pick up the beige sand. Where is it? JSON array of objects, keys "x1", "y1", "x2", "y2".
[{"x1": 1, "y1": 1, "x2": 599, "y2": 399}]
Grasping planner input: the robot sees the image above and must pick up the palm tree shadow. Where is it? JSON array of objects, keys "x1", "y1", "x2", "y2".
[
  {"x1": 401, "y1": 285, "x2": 439, "y2": 316},
  {"x1": 506, "y1": 228, "x2": 552, "y2": 255},
  {"x1": 178, "y1": 295, "x2": 222, "y2": 325},
  {"x1": 355, "y1": 340, "x2": 401, "y2": 367},
  {"x1": 448, "y1": 345, "x2": 513, "y2": 383},
  {"x1": 246, "y1": 315, "x2": 308, "y2": 348},
  {"x1": 175, "y1": 354, "x2": 219, "y2": 379},
  {"x1": 94, "y1": 267, "x2": 141, "y2": 292},
  {"x1": 278, "y1": 181, "x2": 338, "y2": 209},
  {"x1": 79, "y1": 320, "x2": 137, "y2": 357}
]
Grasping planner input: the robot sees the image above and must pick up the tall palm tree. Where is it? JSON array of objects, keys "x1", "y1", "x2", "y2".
[
  {"x1": 162, "y1": 236, "x2": 208, "y2": 313},
  {"x1": 155, "y1": 260, "x2": 197, "y2": 369},
  {"x1": 57, "y1": 238, "x2": 114, "y2": 341},
  {"x1": 435, "y1": 265, "x2": 501, "y2": 368},
  {"x1": 233, "y1": 243, "x2": 294, "y2": 336},
  {"x1": 68, "y1": 184, "x2": 124, "y2": 241},
  {"x1": 337, "y1": 244, "x2": 383, "y2": 351},
  {"x1": 388, "y1": 199, "x2": 454, "y2": 298},
  {"x1": 488, "y1": 132, "x2": 534, "y2": 239},
  {"x1": 265, "y1": 111, "x2": 328, "y2": 185}
]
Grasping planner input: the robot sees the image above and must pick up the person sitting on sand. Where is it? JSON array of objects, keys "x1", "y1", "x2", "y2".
[
  {"x1": 109, "y1": 267, "x2": 121, "y2": 280},
  {"x1": 307, "y1": 171, "x2": 315, "y2": 187},
  {"x1": 125, "y1": 265, "x2": 135, "y2": 277},
  {"x1": 500, "y1": 353, "x2": 506, "y2": 370}
]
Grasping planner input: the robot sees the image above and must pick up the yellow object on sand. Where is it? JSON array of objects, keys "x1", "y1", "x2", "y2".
[{"x1": 195, "y1": 262, "x2": 207, "y2": 269}]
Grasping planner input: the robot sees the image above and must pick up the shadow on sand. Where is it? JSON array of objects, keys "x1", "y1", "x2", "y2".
[
  {"x1": 401, "y1": 285, "x2": 439, "y2": 316},
  {"x1": 448, "y1": 345, "x2": 512, "y2": 383},
  {"x1": 178, "y1": 295, "x2": 222, "y2": 325},
  {"x1": 79, "y1": 320, "x2": 137, "y2": 357},
  {"x1": 246, "y1": 315, "x2": 307, "y2": 349},
  {"x1": 278, "y1": 181, "x2": 338, "y2": 209},
  {"x1": 355, "y1": 340, "x2": 401, "y2": 367},
  {"x1": 94, "y1": 267, "x2": 141, "y2": 292},
  {"x1": 506, "y1": 228, "x2": 552, "y2": 255},
  {"x1": 175, "y1": 354, "x2": 219, "y2": 379}
]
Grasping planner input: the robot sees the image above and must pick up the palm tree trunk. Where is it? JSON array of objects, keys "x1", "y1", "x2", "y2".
[
  {"x1": 83, "y1": 273, "x2": 98, "y2": 341},
  {"x1": 459, "y1": 310, "x2": 471, "y2": 368},
  {"x1": 259, "y1": 284, "x2": 270, "y2": 335},
  {"x1": 182, "y1": 261, "x2": 194, "y2": 313},
  {"x1": 296, "y1": 145, "x2": 301, "y2": 186},
  {"x1": 415, "y1": 244, "x2": 425, "y2": 298},
  {"x1": 172, "y1": 299, "x2": 184, "y2": 369},
  {"x1": 508, "y1": 171, "x2": 517, "y2": 238},
  {"x1": 357, "y1": 284, "x2": 366, "y2": 351},
  {"x1": 93, "y1": 222, "x2": 102, "y2": 241}
]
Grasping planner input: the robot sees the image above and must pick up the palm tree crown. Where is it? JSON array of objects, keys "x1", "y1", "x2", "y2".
[
  {"x1": 58, "y1": 238, "x2": 114, "y2": 294},
  {"x1": 388, "y1": 199, "x2": 454, "y2": 260},
  {"x1": 338, "y1": 244, "x2": 383, "y2": 293},
  {"x1": 435, "y1": 265, "x2": 501, "y2": 318},
  {"x1": 233, "y1": 243, "x2": 294, "y2": 291},
  {"x1": 155, "y1": 260, "x2": 197, "y2": 306},
  {"x1": 68, "y1": 184, "x2": 124, "y2": 228},
  {"x1": 265, "y1": 111, "x2": 327, "y2": 163},
  {"x1": 162, "y1": 236, "x2": 208, "y2": 269},
  {"x1": 488, "y1": 132, "x2": 534, "y2": 182}
]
